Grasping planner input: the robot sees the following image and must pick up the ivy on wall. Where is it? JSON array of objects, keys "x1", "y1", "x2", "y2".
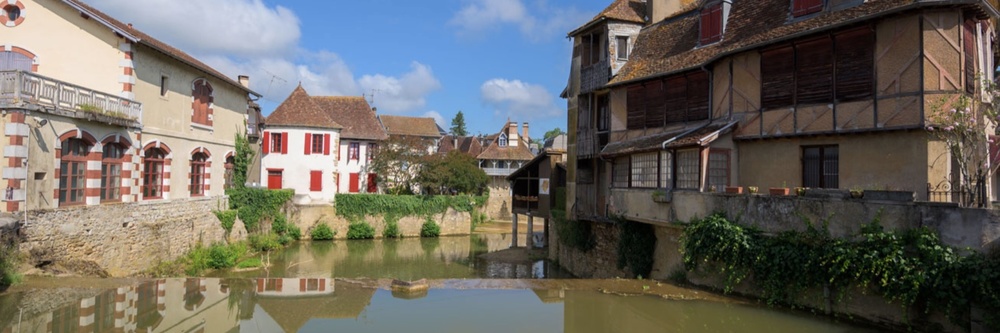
[
  {"x1": 226, "y1": 188, "x2": 294, "y2": 232},
  {"x1": 335, "y1": 194, "x2": 487, "y2": 219}
]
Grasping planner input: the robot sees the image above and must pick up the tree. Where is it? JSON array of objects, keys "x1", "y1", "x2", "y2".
[
  {"x1": 416, "y1": 150, "x2": 488, "y2": 195},
  {"x1": 367, "y1": 135, "x2": 433, "y2": 195},
  {"x1": 450, "y1": 111, "x2": 468, "y2": 136},
  {"x1": 926, "y1": 81, "x2": 1000, "y2": 207},
  {"x1": 543, "y1": 127, "x2": 565, "y2": 142}
]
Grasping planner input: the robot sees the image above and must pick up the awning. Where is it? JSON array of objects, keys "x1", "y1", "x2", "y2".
[{"x1": 600, "y1": 121, "x2": 737, "y2": 157}]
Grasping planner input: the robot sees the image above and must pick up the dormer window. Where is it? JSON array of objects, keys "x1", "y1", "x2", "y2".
[
  {"x1": 792, "y1": 0, "x2": 823, "y2": 17},
  {"x1": 699, "y1": 3, "x2": 723, "y2": 45},
  {"x1": 498, "y1": 133, "x2": 508, "y2": 147}
]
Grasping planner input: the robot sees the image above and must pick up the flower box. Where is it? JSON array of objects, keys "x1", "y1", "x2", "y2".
[{"x1": 725, "y1": 186, "x2": 743, "y2": 194}]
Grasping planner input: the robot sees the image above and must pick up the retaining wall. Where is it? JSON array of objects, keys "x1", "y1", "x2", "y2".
[{"x1": 290, "y1": 204, "x2": 472, "y2": 239}]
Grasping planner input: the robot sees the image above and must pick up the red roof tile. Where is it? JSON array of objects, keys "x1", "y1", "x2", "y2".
[
  {"x1": 439, "y1": 135, "x2": 486, "y2": 157},
  {"x1": 312, "y1": 97, "x2": 388, "y2": 141},
  {"x1": 571, "y1": 0, "x2": 647, "y2": 35},
  {"x1": 379, "y1": 115, "x2": 443, "y2": 138},
  {"x1": 267, "y1": 85, "x2": 342, "y2": 129}
]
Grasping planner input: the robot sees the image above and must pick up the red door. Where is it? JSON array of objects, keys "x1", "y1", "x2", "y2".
[
  {"x1": 367, "y1": 173, "x2": 377, "y2": 193},
  {"x1": 267, "y1": 170, "x2": 282, "y2": 190},
  {"x1": 349, "y1": 173, "x2": 359, "y2": 193}
]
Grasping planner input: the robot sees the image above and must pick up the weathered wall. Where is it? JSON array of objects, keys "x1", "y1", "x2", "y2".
[
  {"x1": 19, "y1": 196, "x2": 232, "y2": 277},
  {"x1": 552, "y1": 220, "x2": 630, "y2": 279},
  {"x1": 484, "y1": 185, "x2": 512, "y2": 221},
  {"x1": 290, "y1": 204, "x2": 473, "y2": 239}
]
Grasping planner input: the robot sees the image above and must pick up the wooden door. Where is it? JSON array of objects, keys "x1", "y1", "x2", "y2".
[{"x1": 349, "y1": 173, "x2": 359, "y2": 193}]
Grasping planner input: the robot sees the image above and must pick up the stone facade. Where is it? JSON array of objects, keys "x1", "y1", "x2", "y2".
[
  {"x1": 289, "y1": 204, "x2": 473, "y2": 239},
  {"x1": 19, "y1": 196, "x2": 232, "y2": 277},
  {"x1": 484, "y1": 185, "x2": 512, "y2": 221},
  {"x1": 550, "y1": 220, "x2": 630, "y2": 279}
]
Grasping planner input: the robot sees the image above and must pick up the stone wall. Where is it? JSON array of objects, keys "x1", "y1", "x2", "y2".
[
  {"x1": 551, "y1": 220, "x2": 630, "y2": 279},
  {"x1": 19, "y1": 196, "x2": 232, "y2": 277},
  {"x1": 290, "y1": 204, "x2": 472, "y2": 239},
  {"x1": 484, "y1": 185, "x2": 511, "y2": 221}
]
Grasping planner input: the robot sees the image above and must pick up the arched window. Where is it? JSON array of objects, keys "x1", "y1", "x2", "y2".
[
  {"x1": 143, "y1": 148, "x2": 166, "y2": 199},
  {"x1": 101, "y1": 144, "x2": 124, "y2": 201},
  {"x1": 191, "y1": 79, "x2": 213, "y2": 126},
  {"x1": 498, "y1": 133, "x2": 508, "y2": 147},
  {"x1": 190, "y1": 152, "x2": 208, "y2": 196},
  {"x1": 59, "y1": 138, "x2": 89, "y2": 206},
  {"x1": 0, "y1": 51, "x2": 32, "y2": 72}
]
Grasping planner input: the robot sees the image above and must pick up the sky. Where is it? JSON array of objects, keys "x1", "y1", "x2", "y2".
[{"x1": 85, "y1": 0, "x2": 616, "y2": 138}]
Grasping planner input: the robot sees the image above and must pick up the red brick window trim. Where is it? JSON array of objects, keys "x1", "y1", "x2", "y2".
[{"x1": 0, "y1": 1, "x2": 26, "y2": 27}]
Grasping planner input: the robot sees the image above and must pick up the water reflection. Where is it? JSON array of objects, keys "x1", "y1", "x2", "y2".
[
  {"x1": 0, "y1": 278, "x2": 880, "y2": 333},
  {"x1": 213, "y1": 234, "x2": 572, "y2": 280}
]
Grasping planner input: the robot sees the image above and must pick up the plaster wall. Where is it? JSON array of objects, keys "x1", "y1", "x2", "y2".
[{"x1": 259, "y1": 127, "x2": 340, "y2": 202}]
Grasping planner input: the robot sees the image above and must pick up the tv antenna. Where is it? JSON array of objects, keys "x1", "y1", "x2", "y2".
[
  {"x1": 261, "y1": 69, "x2": 287, "y2": 103},
  {"x1": 364, "y1": 88, "x2": 380, "y2": 107}
]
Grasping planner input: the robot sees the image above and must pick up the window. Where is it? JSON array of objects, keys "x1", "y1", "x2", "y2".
[
  {"x1": 964, "y1": 17, "x2": 978, "y2": 94},
  {"x1": 368, "y1": 143, "x2": 378, "y2": 161},
  {"x1": 190, "y1": 152, "x2": 208, "y2": 196},
  {"x1": 4, "y1": 5, "x2": 19, "y2": 21},
  {"x1": 349, "y1": 142, "x2": 360, "y2": 160},
  {"x1": 660, "y1": 151, "x2": 673, "y2": 189},
  {"x1": 761, "y1": 27, "x2": 874, "y2": 109},
  {"x1": 803, "y1": 145, "x2": 838, "y2": 188},
  {"x1": 101, "y1": 144, "x2": 124, "y2": 202},
  {"x1": 264, "y1": 132, "x2": 286, "y2": 154},
  {"x1": 630, "y1": 152, "x2": 659, "y2": 188},
  {"x1": 700, "y1": 3, "x2": 723, "y2": 45},
  {"x1": 59, "y1": 138, "x2": 89, "y2": 206},
  {"x1": 311, "y1": 134, "x2": 324, "y2": 154},
  {"x1": 0, "y1": 51, "x2": 32, "y2": 71},
  {"x1": 792, "y1": 0, "x2": 823, "y2": 17},
  {"x1": 143, "y1": 148, "x2": 166, "y2": 199},
  {"x1": 581, "y1": 32, "x2": 604, "y2": 67},
  {"x1": 498, "y1": 133, "x2": 508, "y2": 147},
  {"x1": 676, "y1": 149, "x2": 700, "y2": 189},
  {"x1": 191, "y1": 79, "x2": 213, "y2": 126},
  {"x1": 616, "y1": 36, "x2": 630, "y2": 60},
  {"x1": 159, "y1": 75, "x2": 169, "y2": 97},
  {"x1": 612, "y1": 157, "x2": 629, "y2": 188},
  {"x1": 707, "y1": 149, "x2": 730, "y2": 191},
  {"x1": 310, "y1": 170, "x2": 322, "y2": 192},
  {"x1": 626, "y1": 71, "x2": 709, "y2": 130}
]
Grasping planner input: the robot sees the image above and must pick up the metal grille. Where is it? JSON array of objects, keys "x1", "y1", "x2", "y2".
[
  {"x1": 612, "y1": 157, "x2": 629, "y2": 188},
  {"x1": 630, "y1": 152, "x2": 659, "y2": 188},
  {"x1": 803, "y1": 145, "x2": 839, "y2": 188},
  {"x1": 707, "y1": 150, "x2": 730, "y2": 191}
]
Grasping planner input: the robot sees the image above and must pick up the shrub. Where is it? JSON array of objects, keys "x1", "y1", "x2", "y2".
[
  {"x1": 248, "y1": 233, "x2": 282, "y2": 252},
  {"x1": 208, "y1": 243, "x2": 238, "y2": 269},
  {"x1": 347, "y1": 221, "x2": 376, "y2": 240},
  {"x1": 286, "y1": 225, "x2": 302, "y2": 240},
  {"x1": 271, "y1": 214, "x2": 288, "y2": 234},
  {"x1": 214, "y1": 210, "x2": 238, "y2": 233},
  {"x1": 383, "y1": 219, "x2": 402, "y2": 238},
  {"x1": 420, "y1": 218, "x2": 441, "y2": 238},
  {"x1": 0, "y1": 238, "x2": 22, "y2": 287},
  {"x1": 226, "y1": 188, "x2": 294, "y2": 232},
  {"x1": 236, "y1": 258, "x2": 262, "y2": 269},
  {"x1": 311, "y1": 223, "x2": 335, "y2": 241}
]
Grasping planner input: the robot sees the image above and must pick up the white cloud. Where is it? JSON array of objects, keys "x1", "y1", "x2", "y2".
[
  {"x1": 450, "y1": 0, "x2": 590, "y2": 42},
  {"x1": 359, "y1": 62, "x2": 441, "y2": 113},
  {"x1": 88, "y1": 0, "x2": 300, "y2": 57},
  {"x1": 422, "y1": 111, "x2": 447, "y2": 129},
  {"x1": 481, "y1": 78, "x2": 561, "y2": 119}
]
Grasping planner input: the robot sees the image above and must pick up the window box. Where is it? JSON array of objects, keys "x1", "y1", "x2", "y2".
[
  {"x1": 725, "y1": 186, "x2": 743, "y2": 194},
  {"x1": 651, "y1": 189, "x2": 671, "y2": 203},
  {"x1": 769, "y1": 187, "x2": 791, "y2": 196}
]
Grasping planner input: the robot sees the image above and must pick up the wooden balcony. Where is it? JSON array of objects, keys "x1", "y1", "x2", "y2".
[
  {"x1": 576, "y1": 128, "x2": 609, "y2": 160},
  {"x1": 0, "y1": 70, "x2": 142, "y2": 128},
  {"x1": 580, "y1": 59, "x2": 609, "y2": 94}
]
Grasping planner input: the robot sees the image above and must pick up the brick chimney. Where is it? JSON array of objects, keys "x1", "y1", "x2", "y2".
[
  {"x1": 238, "y1": 75, "x2": 250, "y2": 88},
  {"x1": 522, "y1": 122, "x2": 529, "y2": 145},
  {"x1": 507, "y1": 121, "x2": 519, "y2": 147}
]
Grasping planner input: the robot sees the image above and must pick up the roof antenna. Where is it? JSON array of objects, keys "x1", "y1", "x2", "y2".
[
  {"x1": 261, "y1": 69, "x2": 287, "y2": 102},
  {"x1": 365, "y1": 88, "x2": 380, "y2": 107}
]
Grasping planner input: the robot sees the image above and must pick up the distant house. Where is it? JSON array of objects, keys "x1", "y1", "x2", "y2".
[
  {"x1": 260, "y1": 85, "x2": 342, "y2": 203},
  {"x1": 378, "y1": 114, "x2": 444, "y2": 155},
  {"x1": 479, "y1": 121, "x2": 535, "y2": 186},
  {"x1": 316, "y1": 97, "x2": 388, "y2": 194},
  {"x1": 438, "y1": 135, "x2": 486, "y2": 158}
]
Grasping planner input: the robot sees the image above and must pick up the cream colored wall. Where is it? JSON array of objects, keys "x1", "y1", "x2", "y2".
[
  {"x1": 5, "y1": 0, "x2": 125, "y2": 95},
  {"x1": 609, "y1": 88, "x2": 628, "y2": 132},
  {"x1": 737, "y1": 131, "x2": 932, "y2": 199}
]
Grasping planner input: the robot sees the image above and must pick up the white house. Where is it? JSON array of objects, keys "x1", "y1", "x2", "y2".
[
  {"x1": 321, "y1": 98, "x2": 388, "y2": 193},
  {"x1": 261, "y1": 85, "x2": 342, "y2": 203}
]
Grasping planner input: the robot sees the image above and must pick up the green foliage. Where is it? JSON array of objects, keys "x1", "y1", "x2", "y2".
[
  {"x1": 470, "y1": 209, "x2": 489, "y2": 231},
  {"x1": 450, "y1": 110, "x2": 468, "y2": 136},
  {"x1": 208, "y1": 243, "x2": 241, "y2": 269},
  {"x1": 616, "y1": 217, "x2": 656, "y2": 278},
  {"x1": 335, "y1": 194, "x2": 487, "y2": 219},
  {"x1": 681, "y1": 213, "x2": 1000, "y2": 328},
  {"x1": 0, "y1": 237, "x2": 22, "y2": 287},
  {"x1": 232, "y1": 131, "x2": 255, "y2": 189},
  {"x1": 286, "y1": 225, "x2": 302, "y2": 240},
  {"x1": 553, "y1": 209, "x2": 594, "y2": 251},
  {"x1": 420, "y1": 218, "x2": 441, "y2": 238},
  {"x1": 236, "y1": 258, "x2": 262, "y2": 269},
  {"x1": 368, "y1": 135, "x2": 433, "y2": 195},
  {"x1": 226, "y1": 188, "x2": 293, "y2": 232},
  {"x1": 214, "y1": 210, "x2": 238, "y2": 233},
  {"x1": 311, "y1": 223, "x2": 335, "y2": 241},
  {"x1": 383, "y1": 217, "x2": 402, "y2": 238},
  {"x1": 248, "y1": 233, "x2": 283, "y2": 252},
  {"x1": 416, "y1": 151, "x2": 488, "y2": 195},
  {"x1": 543, "y1": 127, "x2": 565, "y2": 141},
  {"x1": 347, "y1": 221, "x2": 376, "y2": 239}
]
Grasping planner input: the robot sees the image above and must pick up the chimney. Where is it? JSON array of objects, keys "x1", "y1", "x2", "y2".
[
  {"x1": 522, "y1": 122, "x2": 529, "y2": 145},
  {"x1": 453, "y1": 137, "x2": 459, "y2": 150},
  {"x1": 507, "y1": 121, "x2": 519, "y2": 147},
  {"x1": 647, "y1": 0, "x2": 691, "y2": 25},
  {"x1": 372, "y1": 107, "x2": 377, "y2": 113},
  {"x1": 238, "y1": 75, "x2": 250, "y2": 88}
]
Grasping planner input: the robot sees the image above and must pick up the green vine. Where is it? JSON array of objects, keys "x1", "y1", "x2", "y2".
[
  {"x1": 226, "y1": 188, "x2": 293, "y2": 232},
  {"x1": 681, "y1": 213, "x2": 1000, "y2": 329},
  {"x1": 616, "y1": 217, "x2": 656, "y2": 278},
  {"x1": 213, "y1": 210, "x2": 238, "y2": 234},
  {"x1": 231, "y1": 131, "x2": 255, "y2": 189},
  {"x1": 552, "y1": 209, "x2": 594, "y2": 252},
  {"x1": 335, "y1": 194, "x2": 486, "y2": 219}
]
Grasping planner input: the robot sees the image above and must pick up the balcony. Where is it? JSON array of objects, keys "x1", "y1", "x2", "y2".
[
  {"x1": 580, "y1": 58, "x2": 609, "y2": 94},
  {"x1": 483, "y1": 167, "x2": 515, "y2": 177},
  {"x1": 0, "y1": 70, "x2": 142, "y2": 128},
  {"x1": 576, "y1": 128, "x2": 609, "y2": 160}
]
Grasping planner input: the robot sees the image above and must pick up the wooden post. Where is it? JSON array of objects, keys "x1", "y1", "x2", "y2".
[
  {"x1": 511, "y1": 213, "x2": 518, "y2": 248},
  {"x1": 543, "y1": 217, "x2": 549, "y2": 248},
  {"x1": 527, "y1": 215, "x2": 534, "y2": 249}
]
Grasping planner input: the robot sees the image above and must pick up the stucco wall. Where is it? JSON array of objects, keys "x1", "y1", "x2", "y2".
[
  {"x1": 259, "y1": 127, "x2": 340, "y2": 203},
  {"x1": 19, "y1": 196, "x2": 232, "y2": 276},
  {"x1": 336, "y1": 139, "x2": 377, "y2": 193}
]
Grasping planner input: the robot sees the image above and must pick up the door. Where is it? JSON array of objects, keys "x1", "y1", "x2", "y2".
[
  {"x1": 267, "y1": 170, "x2": 282, "y2": 190},
  {"x1": 367, "y1": 173, "x2": 377, "y2": 193},
  {"x1": 349, "y1": 173, "x2": 359, "y2": 193}
]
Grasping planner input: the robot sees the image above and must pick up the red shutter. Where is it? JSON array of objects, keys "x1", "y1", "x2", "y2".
[
  {"x1": 304, "y1": 133, "x2": 312, "y2": 155},
  {"x1": 262, "y1": 132, "x2": 270, "y2": 154},
  {"x1": 281, "y1": 132, "x2": 289, "y2": 154},
  {"x1": 793, "y1": 0, "x2": 822, "y2": 16},
  {"x1": 310, "y1": 170, "x2": 322, "y2": 192},
  {"x1": 699, "y1": 5, "x2": 721, "y2": 45},
  {"x1": 349, "y1": 173, "x2": 359, "y2": 193},
  {"x1": 324, "y1": 134, "x2": 331, "y2": 155},
  {"x1": 299, "y1": 279, "x2": 306, "y2": 292}
]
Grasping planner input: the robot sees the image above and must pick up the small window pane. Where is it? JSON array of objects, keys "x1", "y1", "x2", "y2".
[
  {"x1": 630, "y1": 152, "x2": 659, "y2": 188},
  {"x1": 616, "y1": 36, "x2": 629, "y2": 60},
  {"x1": 676, "y1": 149, "x2": 700, "y2": 189}
]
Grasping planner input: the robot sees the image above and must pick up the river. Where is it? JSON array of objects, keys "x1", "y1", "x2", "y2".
[{"x1": 0, "y1": 229, "x2": 882, "y2": 332}]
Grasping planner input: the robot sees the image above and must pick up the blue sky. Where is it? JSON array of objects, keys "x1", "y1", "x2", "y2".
[{"x1": 87, "y1": 0, "x2": 615, "y2": 138}]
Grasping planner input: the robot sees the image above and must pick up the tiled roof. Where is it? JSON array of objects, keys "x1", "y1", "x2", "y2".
[
  {"x1": 312, "y1": 97, "x2": 388, "y2": 140},
  {"x1": 62, "y1": 0, "x2": 258, "y2": 96},
  {"x1": 267, "y1": 85, "x2": 342, "y2": 129},
  {"x1": 610, "y1": 0, "x2": 930, "y2": 86},
  {"x1": 571, "y1": 0, "x2": 646, "y2": 35},
  {"x1": 438, "y1": 135, "x2": 485, "y2": 156},
  {"x1": 379, "y1": 115, "x2": 443, "y2": 138},
  {"x1": 477, "y1": 137, "x2": 535, "y2": 161},
  {"x1": 601, "y1": 121, "x2": 734, "y2": 157}
]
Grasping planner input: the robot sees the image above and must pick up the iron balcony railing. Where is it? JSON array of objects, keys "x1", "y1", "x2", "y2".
[{"x1": 0, "y1": 70, "x2": 142, "y2": 127}]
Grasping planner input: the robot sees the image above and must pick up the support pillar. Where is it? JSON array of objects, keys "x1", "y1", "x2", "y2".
[
  {"x1": 511, "y1": 213, "x2": 518, "y2": 248},
  {"x1": 527, "y1": 214, "x2": 534, "y2": 249}
]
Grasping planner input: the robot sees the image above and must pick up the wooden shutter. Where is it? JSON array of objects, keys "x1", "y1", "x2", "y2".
[
  {"x1": 304, "y1": 133, "x2": 312, "y2": 155},
  {"x1": 627, "y1": 85, "x2": 646, "y2": 130},
  {"x1": 324, "y1": 134, "x2": 331, "y2": 155},
  {"x1": 761, "y1": 45, "x2": 795, "y2": 109},
  {"x1": 664, "y1": 76, "x2": 687, "y2": 123},
  {"x1": 644, "y1": 81, "x2": 665, "y2": 128},
  {"x1": 793, "y1": 0, "x2": 823, "y2": 17},
  {"x1": 964, "y1": 18, "x2": 978, "y2": 94},
  {"x1": 700, "y1": 4, "x2": 722, "y2": 45},
  {"x1": 310, "y1": 170, "x2": 322, "y2": 191},
  {"x1": 835, "y1": 27, "x2": 874, "y2": 102},
  {"x1": 795, "y1": 37, "x2": 834, "y2": 105},
  {"x1": 687, "y1": 71, "x2": 711, "y2": 121},
  {"x1": 281, "y1": 132, "x2": 289, "y2": 154},
  {"x1": 262, "y1": 132, "x2": 270, "y2": 154},
  {"x1": 349, "y1": 173, "x2": 359, "y2": 193}
]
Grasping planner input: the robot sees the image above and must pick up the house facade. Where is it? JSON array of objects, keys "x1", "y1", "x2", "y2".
[
  {"x1": 321, "y1": 97, "x2": 388, "y2": 194},
  {"x1": 378, "y1": 114, "x2": 444, "y2": 154},
  {"x1": 0, "y1": 0, "x2": 258, "y2": 213},
  {"x1": 566, "y1": 0, "x2": 999, "y2": 223},
  {"x1": 260, "y1": 85, "x2": 341, "y2": 203}
]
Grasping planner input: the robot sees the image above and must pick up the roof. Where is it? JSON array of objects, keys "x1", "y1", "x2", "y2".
[
  {"x1": 61, "y1": 0, "x2": 259, "y2": 96},
  {"x1": 267, "y1": 85, "x2": 343, "y2": 130},
  {"x1": 438, "y1": 135, "x2": 486, "y2": 157},
  {"x1": 609, "y1": 0, "x2": 994, "y2": 87},
  {"x1": 543, "y1": 134, "x2": 568, "y2": 152},
  {"x1": 256, "y1": 284, "x2": 376, "y2": 333},
  {"x1": 379, "y1": 115, "x2": 443, "y2": 138},
  {"x1": 477, "y1": 137, "x2": 535, "y2": 161},
  {"x1": 600, "y1": 121, "x2": 735, "y2": 157},
  {"x1": 570, "y1": 0, "x2": 646, "y2": 36},
  {"x1": 312, "y1": 97, "x2": 388, "y2": 140}
]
